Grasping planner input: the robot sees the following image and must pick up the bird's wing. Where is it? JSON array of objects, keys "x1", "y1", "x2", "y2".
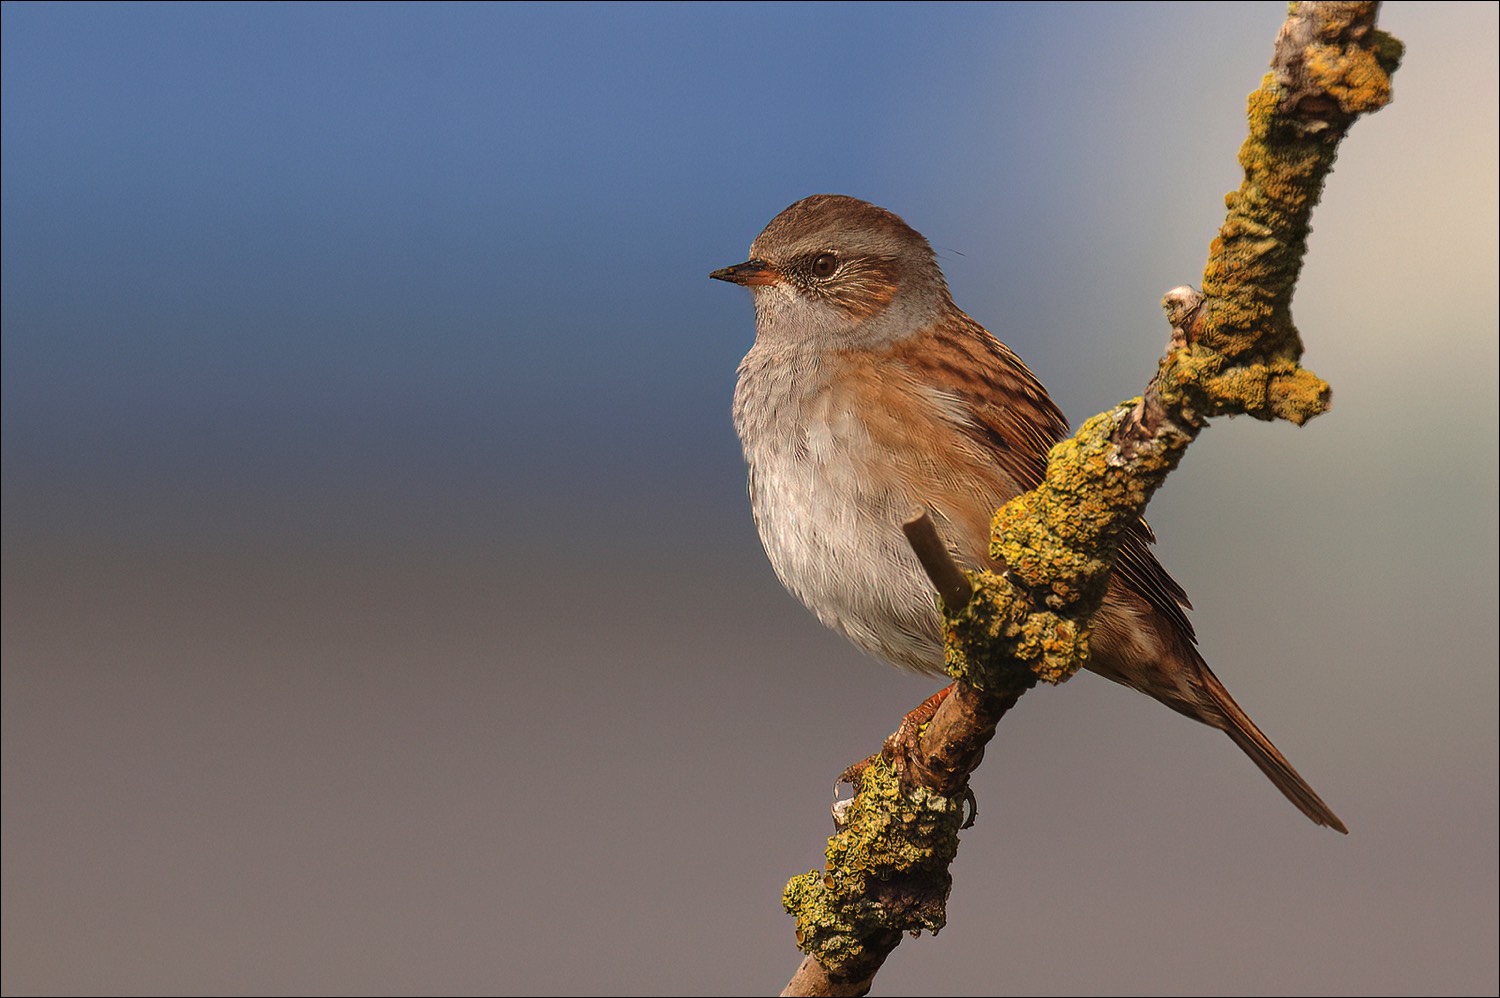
[{"x1": 891, "y1": 312, "x2": 1197, "y2": 643}]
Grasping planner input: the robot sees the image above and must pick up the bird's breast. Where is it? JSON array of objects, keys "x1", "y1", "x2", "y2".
[{"x1": 731, "y1": 346, "x2": 1001, "y2": 672}]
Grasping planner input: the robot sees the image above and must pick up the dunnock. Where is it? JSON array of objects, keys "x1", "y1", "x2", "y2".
[{"x1": 712, "y1": 194, "x2": 1345, "y2": 833}]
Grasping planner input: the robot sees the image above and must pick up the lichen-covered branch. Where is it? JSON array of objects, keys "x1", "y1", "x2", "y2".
[
  {"x1": 1161, "y1": 0, "x2": 1403, "y2": 426},
  {"x1": 781, "y1": 4, "x2": 1401, "y2": 994}
]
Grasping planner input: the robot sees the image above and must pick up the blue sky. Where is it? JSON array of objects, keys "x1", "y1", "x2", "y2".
[{"x1": 4, "y1": 2, "x2": 1307, "y2": 522}]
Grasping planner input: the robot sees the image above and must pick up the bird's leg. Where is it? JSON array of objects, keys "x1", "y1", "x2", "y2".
[
  {"x1": 839, "y1": 684, "x2": 955, "y2": 786},
  {"x1": 887, "y1": 684, "x2": 955, "y2": 764},
  {"x1": 890, "y1": 685, "x2": 981, "y2": 827}
]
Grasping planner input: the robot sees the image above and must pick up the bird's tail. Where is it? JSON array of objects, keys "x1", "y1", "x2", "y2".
[{"x1": 1198, "y1": 664, "x2": 1348, "y2": 834}]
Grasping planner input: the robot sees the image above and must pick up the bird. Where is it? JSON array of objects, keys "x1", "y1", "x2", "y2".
[{"x1": 711, "y1": 193, "x2": 1346, "y2": 833}]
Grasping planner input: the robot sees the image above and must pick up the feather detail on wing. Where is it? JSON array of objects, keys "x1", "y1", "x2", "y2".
[{"x1": 879, "y1": 310, "x2": 1198, "y2": 644}]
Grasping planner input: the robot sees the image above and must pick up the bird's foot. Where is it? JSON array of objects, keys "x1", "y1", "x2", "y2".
[{"x1": 839, "y1": 684, "x2": 955, "y2": 786}]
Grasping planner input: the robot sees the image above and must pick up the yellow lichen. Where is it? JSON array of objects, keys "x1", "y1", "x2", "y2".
[
  {"x1": 933, "y1": 403, "x2": 1193, "y2": 690},
  {"x1": 783, "y1": 756, "x2": 961, "y2": 975},
  {"x1": 1306, "y1": 44, "x2": 1393, "y2": 114}
]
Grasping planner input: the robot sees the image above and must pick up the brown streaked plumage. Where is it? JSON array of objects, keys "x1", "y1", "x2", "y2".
[{"x1": 713, "y1": 194, "x2": 1346, "y2": 833}]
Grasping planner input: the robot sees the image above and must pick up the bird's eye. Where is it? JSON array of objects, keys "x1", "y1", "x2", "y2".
[{"x1": 810, "y1": 253, "x2": 838, "y2": 279}]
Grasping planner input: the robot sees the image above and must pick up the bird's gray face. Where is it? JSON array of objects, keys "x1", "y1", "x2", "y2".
[{"x1": 711, "y1": 194, "x2": 952, "y2": 351}]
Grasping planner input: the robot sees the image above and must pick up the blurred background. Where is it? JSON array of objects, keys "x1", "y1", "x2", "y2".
[{"x1": 3, "y1": 2, "x2": 1495, "y2": 994}]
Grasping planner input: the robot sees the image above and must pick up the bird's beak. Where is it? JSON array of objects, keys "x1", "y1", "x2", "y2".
[{"x1": 709, "y1": 259, "x2": 780, "y2": 287}]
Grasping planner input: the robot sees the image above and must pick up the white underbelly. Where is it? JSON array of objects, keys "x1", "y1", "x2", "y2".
[{"x1": 737, "y1": 388, "x2": 945, "y2": 673}]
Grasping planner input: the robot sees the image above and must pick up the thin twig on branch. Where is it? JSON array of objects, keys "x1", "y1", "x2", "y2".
[{"x1": 900, "y1": 514, "x2": 973, "y2": 610}]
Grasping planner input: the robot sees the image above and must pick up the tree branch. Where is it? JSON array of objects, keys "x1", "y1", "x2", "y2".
[{"x1": 781, "y1": 3, "x2": 1402, "y2": 993}]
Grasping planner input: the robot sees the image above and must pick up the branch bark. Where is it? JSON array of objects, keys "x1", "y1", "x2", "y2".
[{"x1": 781, "y1": 3, "x2": 1402, "y2": 994}]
